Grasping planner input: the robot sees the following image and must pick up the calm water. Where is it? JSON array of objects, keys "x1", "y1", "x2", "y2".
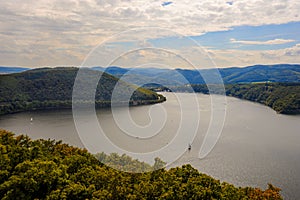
[{"x1": 0, "y1": 92, "x2": 299, "y2": 199}]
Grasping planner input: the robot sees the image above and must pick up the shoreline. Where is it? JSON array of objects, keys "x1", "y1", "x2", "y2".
[{"x1": 0, "y1": 95, "x2": 166, "y2": 116}]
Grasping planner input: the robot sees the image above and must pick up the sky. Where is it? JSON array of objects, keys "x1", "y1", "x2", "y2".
[{"x1": 1, "y1": 0, "x2": 300, "y2": 69}]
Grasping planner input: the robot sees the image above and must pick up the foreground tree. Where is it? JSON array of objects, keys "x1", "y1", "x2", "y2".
[{"x1": 0, "y1": 130, "x2": 282, "y2": 199}]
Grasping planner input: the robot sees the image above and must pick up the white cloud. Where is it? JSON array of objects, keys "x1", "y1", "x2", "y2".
[
  {"x1": 0, "y1": 0, "x2": 300, "y2": 67},
  {"x1": 230, "y1": 38, "x2": 295, "y2": 45},
  {"x1": 205, "y1": 43, "x2": 300, "y2": 68},
  {"x1": 100, "y1": 43, "x2": 300, "y2": 69},
  {"x1": 2, "y1": 0, "x2": 300, "y2": 37},
  {"x1": 283, "y1": 43, "x2": 300, "y2": 56}
]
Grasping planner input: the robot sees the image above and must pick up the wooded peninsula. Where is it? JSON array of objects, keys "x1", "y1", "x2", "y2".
[{"x1": 0, "y1": 68, "x2": 165, "y2": 115}]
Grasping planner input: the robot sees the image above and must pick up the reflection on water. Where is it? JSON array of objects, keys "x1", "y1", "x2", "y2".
[{"x1": 0, "y1": 92, "x2": 299, "y2": 199}]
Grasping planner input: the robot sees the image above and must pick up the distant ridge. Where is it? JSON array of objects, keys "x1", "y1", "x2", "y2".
[
  {"x1": 0, "y1": 66, "x2": 30, "y2": 74},
  {"x1": 92, "y1": 64, "x2": 300, "y2": 85},
  {"x1": 1, "y1": 64, "x2": 299, "y2": 84}
]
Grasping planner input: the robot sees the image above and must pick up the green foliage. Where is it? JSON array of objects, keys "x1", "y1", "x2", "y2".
[
  {"x1": 225, "y1": 83, "x2": 300, "y2": 114},
  {"x1": 0, "y1": 67, "x2": 165, "y2": 115},
  {"x1": 95, "y1": 152, "x2": 150, "y2": 173},
  {"x1": 0, "y1": 130, "x2": 282, "y2": 199},
  {"x1": 170, "y1": 83, "x2": 300, "y2": 114}
]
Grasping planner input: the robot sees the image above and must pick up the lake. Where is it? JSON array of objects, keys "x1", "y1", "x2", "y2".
[{"x1": 0, "y1": 92, "x2": 299, "y2": 199}]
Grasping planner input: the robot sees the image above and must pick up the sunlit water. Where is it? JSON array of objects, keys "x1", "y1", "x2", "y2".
[{"x1": 0, "y1": 92, "x2": 299, "y2": 199}]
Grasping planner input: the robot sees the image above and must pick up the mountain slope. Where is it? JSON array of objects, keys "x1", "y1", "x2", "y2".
[
  {"x1": 225, "y1": 83, "x2": 300, "y2": 114},
  {"x1": 172, "y1": 83, "x2": 300, "y2": 114},
  {"x1": 0, "y1": 67, "x2": 165, "y2": 115},
  {"x1": 2, "y1": 64, "x2": 299, "y2": 84},
  {"x1": 93, "y1": 64, "x2": 300, "y2": 85},
  {"x1": 221, "y1": 64, "x2": 300, "y2": 83}
]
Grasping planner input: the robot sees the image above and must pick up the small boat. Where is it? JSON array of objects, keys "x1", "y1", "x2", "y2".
[
  {"x1": 188, "y1": 143, "x2": 191, "y2": 151},
  {"x1": 30, "y1": 117, "x2": 33, "y2": 122}
]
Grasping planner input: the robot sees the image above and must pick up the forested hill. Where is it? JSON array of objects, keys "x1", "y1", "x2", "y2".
[
  {"x1": 0, "y1": 67, "x2": 165, "y2": 115},
  {"x1": 2, "y1": 64, "x2": 299, "y2": 84},
  {"x1": 93, "y1": 64, "x2": 300, "y2": 85},
  {"x1": 0, "y1": 130, "x2": 282, "y2": 199},
  {"x1": 225, "y1": 83, "x2": 300, "y2": 114},
  {"x1": 173, "y1": 83, "x2": 300, "y2": 114}
]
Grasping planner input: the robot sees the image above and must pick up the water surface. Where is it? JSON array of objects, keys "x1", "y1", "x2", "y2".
[{"x1": 0, "y1": 93, "x2": 299, "y2": 199}]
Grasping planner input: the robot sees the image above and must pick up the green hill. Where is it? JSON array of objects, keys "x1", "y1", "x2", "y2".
[
  {"x1": 0, "y1": 67, "x2": 165, "y2": 115},
  {"x1": 93, "y1": 64, "x2": 300, "y2": 85},
  {"x1": 173, "y1": 83, "x2": 300, "y2": 114},
  {"x1": 225, "y1": 83, "x2": 300, "y2": 114},
  {"x1": 0, "y1": 130, "x2": 282, "y2": 199},
  {"x1": 2, "y1": 64, "x2": 300, "y2": 84}
]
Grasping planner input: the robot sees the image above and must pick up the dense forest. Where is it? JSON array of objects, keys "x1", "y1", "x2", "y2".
[
  {"x1": 0, "y1": 67, "x2": 165, "y2": 115},
  {"x1": 225, "y1": 83, "x2": 300, "y2": 114},
  {"x1": 0, "y1": 129, "x2": 282, "y2": 199},
  {"x1": 169, "y1": 83, "x2": 300, "y2": 115}
]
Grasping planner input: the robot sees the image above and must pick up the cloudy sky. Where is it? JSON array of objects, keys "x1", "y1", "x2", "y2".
[{"x1": 1, "y1": 0, "x2": 300, "y2": 68}]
